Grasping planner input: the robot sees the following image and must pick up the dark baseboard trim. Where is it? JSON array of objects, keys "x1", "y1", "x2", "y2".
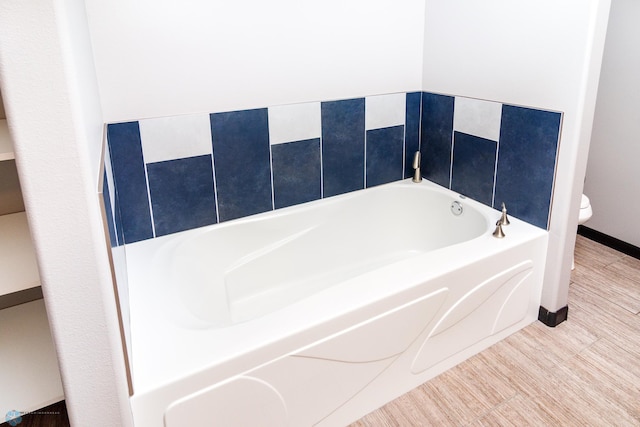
[
  {"x1": 578, "y1": 225, "x2": 640, "y2": 260},
  {"x1": 538, "y1": 305, "x2": 568, "y2": 327}
]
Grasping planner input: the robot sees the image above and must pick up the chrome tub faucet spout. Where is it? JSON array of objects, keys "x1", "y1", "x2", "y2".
[
  {"x1": 499, "y1": 202, "x2": 510, "y2": 226},
  {"x1": 493, "y1": 203, "x2": 509, "y2": 238},
  {"x1": 412, "y1": 151, "x2": 422, "y2": 183}
]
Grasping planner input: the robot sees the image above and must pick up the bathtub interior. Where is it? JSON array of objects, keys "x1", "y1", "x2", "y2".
[
  {"x1": 152, "y1": 183, "x2": 489, "y2": 327},
  {"x1": 125, "y1": 179, "x2": 548, "y2": 427}
]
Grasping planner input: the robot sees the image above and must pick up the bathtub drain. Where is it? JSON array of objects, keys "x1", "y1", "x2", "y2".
[{"x1": 451, "y1": 201, "x2": 463, "y2": 216}]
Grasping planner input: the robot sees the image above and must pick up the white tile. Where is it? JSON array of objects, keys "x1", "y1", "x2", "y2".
[
  {"x1": 453, "y1": 97, "x2": 502, "y2": 142},
  {"x1": 138, "y1": 113, "x2": 212, "y2": 164},
  {"x1": 268, "y1": 102, "x2": 321, "y2": 145},
  {"x1": 365, "y1": 93, "x2": 406, "y2": 130}
]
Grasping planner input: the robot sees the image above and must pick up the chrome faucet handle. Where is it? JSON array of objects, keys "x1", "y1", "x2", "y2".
[
  {"x1": 412, "y1": 151, "x2": 422, "y2": 183},
  {"x1": 499, "y1": 202, "x2": 510, "y2": 226},
  {"x1": 493, "y1": 220, "x2": 506, "y2": 238}
]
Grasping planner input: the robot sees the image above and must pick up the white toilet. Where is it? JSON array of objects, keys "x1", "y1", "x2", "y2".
[
  {"x1": 573, "y1": 193, "x2": 593, "y2": 269},
  {"x1": 579, "y1": 194, "x2": 593, "y2": 226}
]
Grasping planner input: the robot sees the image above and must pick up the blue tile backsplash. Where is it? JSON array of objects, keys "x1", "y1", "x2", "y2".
[
  {"x1": 366, "y1": 125, "x2": 405, "y2": 187},
  {"x1": 404, "y1": 92, "x2": 422, "y2": 179},
  {"x1": 103, "y1": 91, "x2": 562, "y2": 246},
  {"x1": 495, "y1": 105, "x2": 562, "y2": 229},
  {"x1": 107, "y1": 122, "x2": 154, "y2": 243},
  {"x1": 271, "y1": 138, "x2": 322, "y2": 209},
  {"x1": 147, "y1": 154, "x2": 217, "y2": 236},
  {"x1": 421, "y1": 93, "x2": 455, "y2": 188},
  {"x1": 451, "y1": 132, "x2": 497, "y2": 207},
  {"x1": 321, "y1": 98, "x2": 366, "y2": 197},
  {"x1": 210, "y1": 108, "x2": 273, "y2": 222}
]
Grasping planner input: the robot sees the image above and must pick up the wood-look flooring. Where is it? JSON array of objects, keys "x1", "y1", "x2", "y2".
[
  {"x1": 352, "y1": 234, "x2": 640, "y2": 426},
  {"x1": 0, "y1": 401, "x2": 68, "y2": 427},
  {"x1": 3, "y1": 235, "x2": 638, "y2": 427}
]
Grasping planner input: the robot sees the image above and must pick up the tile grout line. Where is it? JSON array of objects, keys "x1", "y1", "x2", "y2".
[
  {"x1": 571, "y1": 274, "x2": 640, "y2": 316},
  {"x1": 464, "y1": 392, "x2": 520, "y2": 426},
  {"x1": 142, "y1": 163, "x2": 156, "y2": 238}
]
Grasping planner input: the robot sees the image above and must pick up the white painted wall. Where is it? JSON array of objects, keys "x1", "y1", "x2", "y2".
[
  {"x1": 0, "y1": 1, "x2": 133, "y2": 426},
  {"x1": 422, "y1": 0, "x2": 611, "y2": 313},
  {"x1": 584, "y1": 0, "x2": 640, "y2": 248},
  {"x1": 85, "y1": 0, "x2": 426, "y2": 123}
]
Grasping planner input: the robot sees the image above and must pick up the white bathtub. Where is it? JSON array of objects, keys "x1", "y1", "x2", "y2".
[{"x1": 126, "y1": 179, "x2": 547, "y2": 427}]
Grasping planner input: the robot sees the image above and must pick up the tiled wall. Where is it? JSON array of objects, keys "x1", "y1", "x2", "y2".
[
  {"x1": 421, "y1": 93, "x2": 562, "y2": 229},
  {"x1": 102, "y1": 91, "x2": 561, "y2": 246},
  {"x1": 103, "y1": 92, "x2": 422, "y2": 245}
]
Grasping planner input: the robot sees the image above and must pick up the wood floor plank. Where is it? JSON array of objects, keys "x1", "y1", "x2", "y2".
[
  {"x1": 474, "y1": 338, "x2": 564, "y2": 400},
  {"x1": 471, "y1": 394, "x2": 573, "y2": 427},
  {"x1": 355, "y1": 392, "x2": 443, "y2": 427},
  {"x1": 573, "y1": 234, "x2": 625, "y2": 269},
  {"x1": 546, "y1": 341, "x2": 640, "y2": 425},
  {"x1": 448, "y1": 355, "x2": 516, "y2": 410},
  {"x1": 418, "y1": 355, "x2": 516, "y2": 425},
  {"x1": 566, "y1": 338, "x2": 640, "y2": 417},
  {"x1": 528, "y1": 384, "x2": 636, "y2": 427},
  {"x1": 605, "y1": 255, "x2": 640, "y2": 285},
  {"x1": 517, "y1": 316, "x2": 598, "y2": 362},
  {"x1": 571, "y1": 262, "x2": 640, "y2": 314},
  {"x1": 568, "y1": 284, "x2": 640, "y2": 356}
]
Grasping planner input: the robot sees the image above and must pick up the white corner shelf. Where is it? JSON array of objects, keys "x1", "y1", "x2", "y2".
[
  {"x1": 0, "y1": 211, "x2": 41, "y2": 296},
  {"x1": 0, "y1": 119, "x2": 15, "y2": 161},
  {"x1": 0, "y1": 299, "x2": 64, "y2": 417},
  {"x1": 0, "y1": 116, "x2": 63, "y2": 417}
]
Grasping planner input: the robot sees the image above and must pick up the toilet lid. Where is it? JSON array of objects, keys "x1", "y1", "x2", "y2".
[{"x1": 580, "y1": 194, "x2": 591, "y2": 209}]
